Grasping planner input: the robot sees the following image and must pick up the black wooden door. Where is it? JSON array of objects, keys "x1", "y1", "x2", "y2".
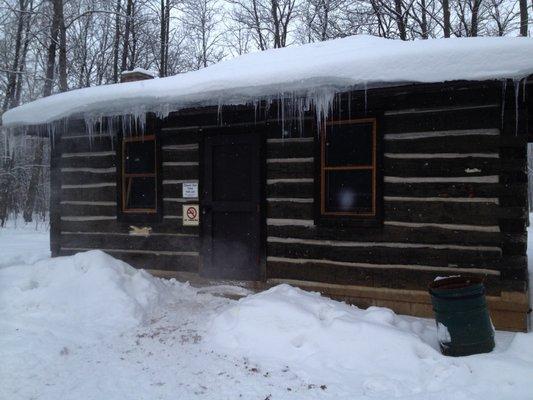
[{"x1": 201, "y1": 132, "x2": 262, "y2": 280}]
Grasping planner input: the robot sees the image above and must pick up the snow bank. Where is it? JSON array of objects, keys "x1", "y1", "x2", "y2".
[
  {"x1": 0, "y1": 250, "x2": 188, "y2": 343},
  {"x1": 207, "y1": 284, "x2": 533, "y2": 398},
  {"x1": 208, "y1": 285, "x2": 440, "y2": 376},
  {"x1": 3, "y1": 35, "x2": 533, "y2": 128}
]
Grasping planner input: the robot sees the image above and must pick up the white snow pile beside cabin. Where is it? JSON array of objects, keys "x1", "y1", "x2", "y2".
[
  {"x1": 1, "y1": 249, "x2": 533, "y2": 399},
  {"x1": 0, "y1": 250, "x2": 180, "y2": 343},
  {"x1": 208, "y1": 285, "x2": 533, "y2": 398},
  {"x1": 3, "y1": 34, "x2": 533, "y2": 127}
]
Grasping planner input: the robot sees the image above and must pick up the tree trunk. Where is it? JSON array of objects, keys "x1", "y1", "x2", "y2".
[
  {"x1": 57, "y1": 0, "x2": 68, "y2": 92},
  {"x1": 2, "y1": 0, "x2": 25, "y2": 112},
  {"x1": 165, "y1": 0, "x2": 170, "y2": 73},
  {"x1": 419, "y1": 0, "x2": 428, "y2": 39},
  {"x1": 23, "y1": 140, "x2": 44, "y2": 223},
  {"x1": 13, "y1": 0, "x2": 33, "y2": 108},
  {"x1": 43, "y1": 0, "x2": 61, "y2": 97},
  {"x1": 470, "y1": 0, "x2": 481, "y2": 37},
  {"x1": 25, "y1": 0, "x2": 61, "y2": 222},
  {"x1": 129, "y1": 1, "x2": 137, "y2": 70},
  {"x1": 321, "y1": 0, "x2": 329, "y2": 41},
  {"x1": 519, "y1": 0, "x2": 528, "y2": 36},
  {"x1": 160, "y1": 0, "x2": 166, "y2": 77},
  {"x1": 394, "y1": 0, "x2": 407, "y2": 40},
  {"x1": 121, "y1": 0, "x2": 133, "y2": 73},
  {"x1": 271, "y1": 0, "x2": 282, "y2": 48},
  {"x1": 112, "y1": 0, "x2": 121, "y2": 82},
  {"x1": 442, "y1": 0, "x2": 451, "y2": 37}
]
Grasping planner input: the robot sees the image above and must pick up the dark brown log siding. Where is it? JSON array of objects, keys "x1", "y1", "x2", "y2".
[{"x1": 50, "y1": 80, "x2": 529, "y2": 295}]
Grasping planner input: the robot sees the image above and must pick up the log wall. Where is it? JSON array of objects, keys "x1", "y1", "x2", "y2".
[{"x1": 50, "y1": 79, "x2": 530, "y2": 329}]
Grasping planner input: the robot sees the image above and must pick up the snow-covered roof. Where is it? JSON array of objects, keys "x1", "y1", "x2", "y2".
[{"x1": 3, "y1": 35, "x2": 533, "y2": 128}]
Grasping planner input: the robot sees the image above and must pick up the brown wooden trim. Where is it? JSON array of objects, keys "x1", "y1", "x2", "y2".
[
  {"x1": 121, "y1": 135, "x2": 158, "y2": 214},
  {"x1": 320, "y1": 118, "x2": 377, "y2": 217}
]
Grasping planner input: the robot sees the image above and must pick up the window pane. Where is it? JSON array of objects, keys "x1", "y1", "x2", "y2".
[
  {"x1": 325, "y1": 170, "x2": 373, "y2": 213},
  {"x1": 125, "y1": 140, "x2": 155, "y2": 174},
  {"x1": 125, "y1": 177, "x2": 156, "y2": 209},
  {"x1": 325, "y1": 122, "x2": 373, "y2": 166}
]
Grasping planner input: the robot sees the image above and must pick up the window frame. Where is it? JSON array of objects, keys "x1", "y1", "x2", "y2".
[
  {"x1": 118, "y1": 134, "x2": 161, "y2": 221},
  {"x1": 318, "y1": 117, "x2": 381, "y2": 225}
]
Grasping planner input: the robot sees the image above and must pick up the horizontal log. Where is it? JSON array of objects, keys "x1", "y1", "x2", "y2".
[
  {"x1": 268, "y1": 236, "x2": 500, "y2": 252},
  {"x1": 59, "y1": 248, "x2": 198, "y2": 272},
  {"x1": 383, "y1": 182, "x2": 500, "y2": 198},
  {"x1": 61, "y1": 171, "x2": 116, "y2": 185},
  {"x1": 59, "y1": 136, "x2": 114, "y2": 153},
  {"x1": 383, "y1": 107, "x2": 499, "y2": 134},
  {"x1": 384, "y1": 135, "x2": 499, "y2": 153},
  {"x1": 267, "y1": 161, "x2": 314, "y2": 180},
  {"x1": 61, "y1": 232, "x2": 199, "y2": 252},
  {"x1": 384, "y1": 221, "x2": 499, "y2": 233},
  {"x1": 267, "y1": 140, "x2": 314, "y2": 159},
  {"x1": 159, "y1": 130, "x2": 200, "y2": 144},
  {"x1": 499, "y1": 218, "x2": 527, "y2": 234},
  {"x1": 161, "y1": 148, "x2": 198, "y2": 163},
  {"x1": 61, "y1": 203, "x2": 117, "y2": 217},
  {"x1": 61, "y1": 185, "x2": 116, "y2": 202},
  {"x1": 266, "y1": 181, "x2": 314, "y2": 198},
  {"x1": 343, "y1": 82, "x2": 502, "y2": 115},
  {"x1": 267, "y1": 241, "x2": 501, "y2": 269},
  {"x1": 266, "y1": 258, "x2": 501, "y2": 295},
  {"x1": 266, "y1": 224, "x2": 502, "y2": 246},
  {"x1": 383, "y1": 157, "x2": 499, "y2": 177},
  {"x1": 60, "y1": 154, "x2": 116, "y2": 169},
  {"x1": 384, "y1": 201, "x2": 498, "y2": 225},
  {"x1": 500, "y1": 170, "x2": 528, "y2": 184},
  {"x1": 267, "y1": 202, "x2": 314, "y2": 220},
  {"x1": 161, "y1": 165, "x2": 198, "y2": 181},
  {"x1": 60, "y1": 219, "x2": 199, "y2": 235}
]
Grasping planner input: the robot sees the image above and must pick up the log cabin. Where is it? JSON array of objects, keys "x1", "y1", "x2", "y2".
[{"x1": 2, "y1": 35, "x2": 532, "y2": 331}]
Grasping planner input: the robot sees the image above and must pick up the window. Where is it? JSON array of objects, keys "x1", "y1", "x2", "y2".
[
  {"x1": 121, "y1": 135, "x2": 158, "y2": 214},
  {"x1": 320, "y1": 118, "x2": 378, "y2": 219}
]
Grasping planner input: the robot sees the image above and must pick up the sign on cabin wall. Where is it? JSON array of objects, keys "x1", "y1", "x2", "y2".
[
  {"x1": 183, "y1": 204, "x2": 199, "y2": 226},
  {"x1": 182, "y1": 182, "x2": 198, "y2": 198}
]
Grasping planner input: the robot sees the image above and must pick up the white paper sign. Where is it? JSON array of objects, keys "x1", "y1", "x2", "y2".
[
  {"x1": 182, "y1": 182, "x2": 198, "y2": 198},
  {"x1": 182, "y1": 204, "x2": 199, "y2": 226}
]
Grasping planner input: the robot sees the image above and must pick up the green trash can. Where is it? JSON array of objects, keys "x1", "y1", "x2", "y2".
[{"x1": 429, "y1": 276, "x2": 495, "y2": 357}]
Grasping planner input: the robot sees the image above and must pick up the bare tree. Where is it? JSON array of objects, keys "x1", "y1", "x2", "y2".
[
  {"x1": 112, "y1": 0, "x2": 122, "y2": 82},
  {"x1": 229, "y1": 0, "x2": 299, "y2": 49},
  {"x1": 518, "y1": 0, "x2": 528, "y2": 36},
  {"x1": 121, "y1": 0, "x2": 133, "y2": 72},
  {"x1": 2, "y1": 0, "x2": 28, "y2": 112},
  {"x1": 182, "y1": 0, "x2": 225, "y2": 68}
]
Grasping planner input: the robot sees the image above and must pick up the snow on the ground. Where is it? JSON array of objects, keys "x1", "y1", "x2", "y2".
[
  {"x1": 0, "y1": 218, "x2": 50, "y2": 268},
  {"x1": 1, "y1": 245, "x2": 532, "y2": 399},
  {"x1": 3, "y1": 35, "x2": 533, "y2": 128}
]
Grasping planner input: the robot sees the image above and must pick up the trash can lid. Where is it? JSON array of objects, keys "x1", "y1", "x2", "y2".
[{"x1": 428, "y1": 276, "x2": 485, "y2": 298}]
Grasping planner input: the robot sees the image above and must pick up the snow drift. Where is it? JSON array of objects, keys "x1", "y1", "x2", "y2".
[
  {"x1": 0, "y1": 250, "x2": 190, "y2": 343},
  {"x1": 3, "y1": 35, "x2": 533, "y2": 128},
  {"x1": 207, "y1": 284, "x2": 533, "y2": 398},
  {"x1": 1, "y1": 248, "x2": 532, "y2": 399}
]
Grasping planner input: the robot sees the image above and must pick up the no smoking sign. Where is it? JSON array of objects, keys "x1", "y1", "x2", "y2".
[{"x1": 182, "y1": 204, "x2": 199, "y2": 226}]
